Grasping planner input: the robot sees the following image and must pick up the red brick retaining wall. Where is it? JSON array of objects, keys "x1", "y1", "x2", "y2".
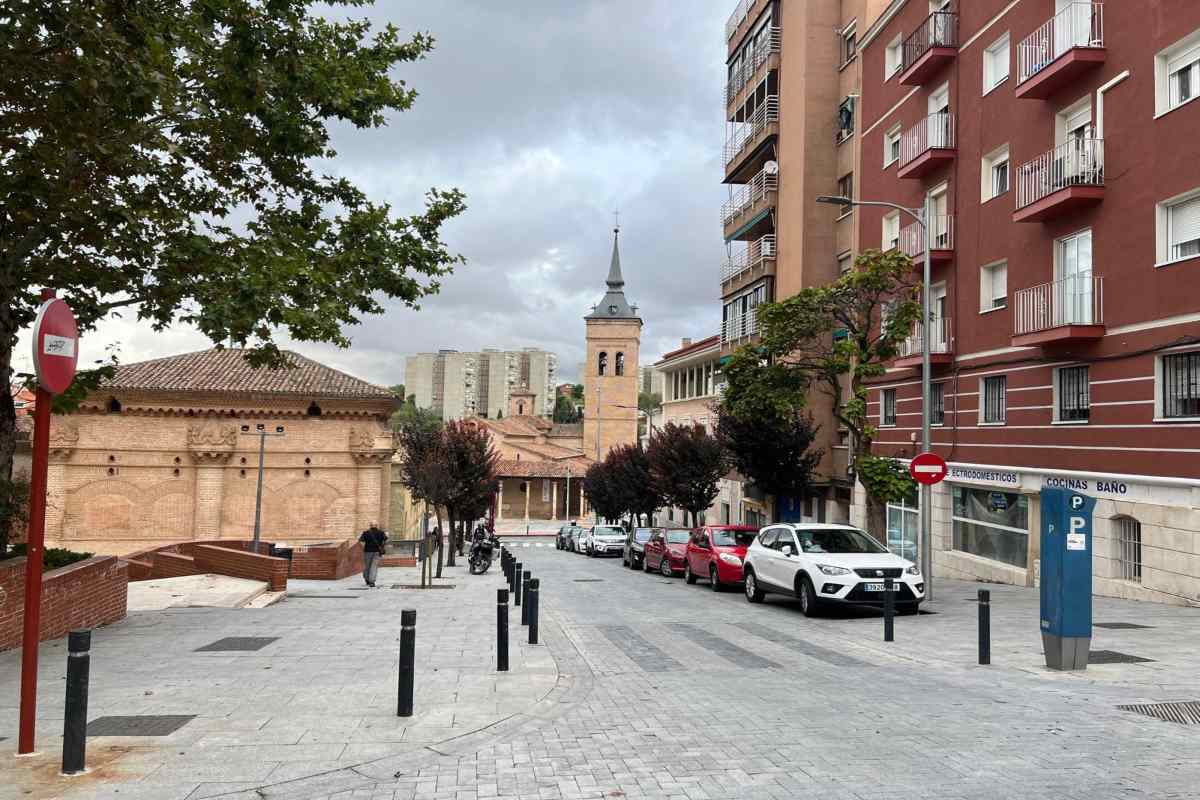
[
  {"x1": 0, "y1": 555, "x2": 128, "y2": 651},
  {"x1": 290, "y1": 540, "x2": 364, "y2": 580},
  {"x1": 191, "y1": 545, "x2": 288, "y2": 591}
]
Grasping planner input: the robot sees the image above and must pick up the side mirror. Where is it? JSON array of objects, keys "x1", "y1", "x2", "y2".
[{"x1": 781, "y1": 545, "x2": 794, "y2": 557}]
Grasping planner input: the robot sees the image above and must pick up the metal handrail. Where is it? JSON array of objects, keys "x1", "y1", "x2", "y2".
[
  {"x1": 722, "y1": 166, "x2": 778, "y2": 226},
  {"x1": 1018, "y1": 3, "x2": 1104, "y2": 84},
  {"x1": 724, "y1": 96, "x2": 780, "y2": 166},
  {"x1": 725, "y1": 0, "x2": 750, "y2": 41},
  {"x1": 721, "y1": 313, "x2": 761, "y2": 344},
  {"x1": 1015, "y1": 139, "x2": 1104, "y2": 209},
  {"x1": 900, "y1": 215, "x2": 954, "y2": 257},
  {"x1": 902, "y1": 11, "x2": 958, "y2": 73},
  {"x1": 898, "y1": 317, "x2": 952, "y2": 358},
  {"x1": 726, "y1": 27, "x2": 781, "y2": 105},
  {"x1": 1014, "y1": 276, "x2": 1104, "y2": 335},
  {"x1": 721, "y1": 234, "x2": 776, "y2": 282},
  {"x1": 900, "y1": 113, "x2": 955, "y2": 166}
]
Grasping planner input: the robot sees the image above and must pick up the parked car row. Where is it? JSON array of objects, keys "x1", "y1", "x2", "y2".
[{"x1": 555, "y1": 521, "x2": 926, "y2": 616}]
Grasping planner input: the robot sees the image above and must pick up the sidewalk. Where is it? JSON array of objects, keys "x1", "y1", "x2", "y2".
[{"x1": 0, "y1": 560, "x2": 558, "y2": 800}]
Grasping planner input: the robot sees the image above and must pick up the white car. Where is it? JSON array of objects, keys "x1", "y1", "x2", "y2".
[
  {"x1": 741, "y1": 523, "x2": 924, "y2": 616},
  {"x1": 582, "y1": 525, "x2": 627, "y2": 557}
]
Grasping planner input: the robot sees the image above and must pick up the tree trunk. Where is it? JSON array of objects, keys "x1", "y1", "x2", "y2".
[
  {"x1": 863, "y1": 491, "x2": 887, "y2": 545},
  {"x1": 434, "y1": 508, "x2": 445, "y2": 578},
  {"x1": 0, "y1": 310, "x2": 20, "y2": 556},
  {"x1": 445, "y1": 509, "x2": 457, "y2": 567}
]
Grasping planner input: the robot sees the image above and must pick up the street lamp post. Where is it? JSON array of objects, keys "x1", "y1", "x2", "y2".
[
  {"x1": 240, "y1": 423, "x2": 285, "y2": 552},
  {"x1": 817, "y1": 193, "x2": 934, "y2": 601}
]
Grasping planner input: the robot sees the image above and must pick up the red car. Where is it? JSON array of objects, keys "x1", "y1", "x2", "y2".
[
  {"x1": 643, "y1": 528, "x2": 692, "y2": 577},
  {"x1": 684, "y1": 526, "x2": 759, "y2": 591}
]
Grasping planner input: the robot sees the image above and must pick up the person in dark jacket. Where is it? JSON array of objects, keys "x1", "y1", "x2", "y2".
[{"x1": 359, "y1": 523, "x2": 388, "y2": 587}]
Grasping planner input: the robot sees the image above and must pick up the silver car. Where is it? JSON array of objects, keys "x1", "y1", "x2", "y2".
[{"x1": 584, "y1": 525, "x2": 627, "y2": 557}]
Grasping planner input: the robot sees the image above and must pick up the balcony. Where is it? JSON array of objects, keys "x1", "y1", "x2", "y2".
[
  {"x1": 895, "y1": 317, "x2": 953, "y2": 369},
  {"x1": 1017, "y1": 3, "x2": 1105, "y2": 100},
  {"x1": 724, "y1": 95, "x2": 780, "y2": 180},
  {"x1": 898, "y1": 114, "x2": 955, "y2": 179},
  {"x1": 1012, "y1": 276, "x2": 1104, "y2": 346},
  {"x1": 1013, "y1": 139, "x2": 1104, "y2": 222},
  {"x1": 721, "y1": 312, "x2": 760, "y2": 346},
  {"x1": 726, "y1": 26, "x2": 781, "y2": 108},
  {"x1": 722, "y1": 164, "x2": 778, "y2": 239},
  {"x1": 900, "y1": 215, "x2": 954, "y2": 265},
  {"x1": 721, "y1": 234, "x2": 776, "y2": 290},
  {"x1": 899, "y1": 11, "x2": 958, "y2": 86},
  {"x1": 725, "y1": 0, "x2": 751, "y2": 42}
]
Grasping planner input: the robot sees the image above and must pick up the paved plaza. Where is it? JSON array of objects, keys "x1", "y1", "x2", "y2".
[{"x1": 3, "y1": 539, "x2": 1200, "y2": 799}]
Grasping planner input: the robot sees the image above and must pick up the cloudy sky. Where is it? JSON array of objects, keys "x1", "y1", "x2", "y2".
[{"x1": 17, "y1": 1, "x2": 731, "y2": 387}]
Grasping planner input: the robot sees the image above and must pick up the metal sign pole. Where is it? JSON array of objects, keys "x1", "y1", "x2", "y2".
[
  {"x1": 920, "y1": 193, "x2": 934, "y2": 602},
  {"x1": 17, "y1": 387, "x2": 52, "y2": 755}
]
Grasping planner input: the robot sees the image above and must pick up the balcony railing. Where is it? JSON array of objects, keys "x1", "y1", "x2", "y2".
[
  {"x1": 1018, "y1": 3, "x2": 1104, "y2": 84},
  {"x1": 726, "y1": 26, "x2": 781, "y2": 104},
  {"x1": 724, "y1": 95, "x2": 780, "y2": 166},
  {"x1": 902, "y1": 11, "x2": 957, "y2": 74},
  {"x1": 722, "y1": 313, "x2": 760, "y2": 344},
  {"x1": 726, "y1": 0, "x2": 750, "y2": 41},
  {"x1": 900, "y1": 113, "x2": 955, "y2": 166},
  {"x1": 721, "y1": 165, "x2": 778, "y2": 226},
  {"x1": 721, "y1": 234, "x2": 776, "y2": 282},
  {"x1": 898, "y1": 317, "x2": 952, "y2": 359},
  {"x1": 900, "y1": 215, "x2": 954, "y2": 258},
  {"x1": 1014, "y1": 276, "x2": 1104, "y2": 336},
  {"x1": 1015, "y1": 139, "x2": 1104, "y2": 210}
]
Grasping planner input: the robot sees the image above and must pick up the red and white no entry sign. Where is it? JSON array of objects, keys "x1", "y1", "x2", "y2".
[
  {"x1": 909, "y1": 452, "x2": 948, "y2": 485},
  {"x1": 31, "y1": 296, "x2": 79, "y2": 395}
]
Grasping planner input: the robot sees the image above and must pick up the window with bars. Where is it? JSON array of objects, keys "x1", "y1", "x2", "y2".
[
  {"x1": 1162, "y1": 351, "x2": 1200, "y2": 418},
  {"x1": 882, "y1": 389, "x2": 897, "y2": 426},
  {"x1": 931, "y1": 382, "x2": 945, "y2": 425},
  {"x1": 1114, "y1": 516, "x2": 1142, "y2": 583},
  {"x1": 981, "y1": 376, "x2": 1006, "y2": 424},
  {"x1": 1057, "y1": 365, "x2": 1090, "y2": 422}
]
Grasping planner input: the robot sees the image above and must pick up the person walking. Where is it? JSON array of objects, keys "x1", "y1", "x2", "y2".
[{"x1": 359, "y1": 522, "x2": 388, "y2": 588}]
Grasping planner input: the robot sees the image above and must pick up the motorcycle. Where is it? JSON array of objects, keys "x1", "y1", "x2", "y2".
[{"x1": 468, "y1": 534, "x2": 498, "y2": 575}]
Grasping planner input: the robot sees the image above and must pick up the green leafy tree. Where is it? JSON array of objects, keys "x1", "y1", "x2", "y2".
[
  {"x1": 647, "y1": 423, "x2": 726, "y2": 527},
  {"x1": 553, "y1": 394, "x2": 581, "y2": 424},
  {"x1": 571, "y1": 384, "x2": 584, "y2": 402},
  {"x1": 389, "y1": 384, "x2": 406, "y2": 399},
  {"x1": 715, "y1": 403, "x2": 822, "y2": 517},
  {"x1": 0, "y1": 470, "x2": 30, "y2": 557},
  {"x1": 728, "y1": 248, "x2": 920, "y2": 532},
  {"x1": 0, "y1": 1, "x2": 466, "y2": 489},
  {"x1": 390, "y1": 397, "x2": 441, "y2": 435}
]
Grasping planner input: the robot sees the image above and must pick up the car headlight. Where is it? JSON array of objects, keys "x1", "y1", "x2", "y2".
[
  {"x1": 906, "y1": 565, "x2": 921, "y2": 576},
  {"x1": 718, "y1": 553, "x2": 742, "y2": 566},
  {"x1": 817, "y1": 564, "x2": 851, "y2": 576}
]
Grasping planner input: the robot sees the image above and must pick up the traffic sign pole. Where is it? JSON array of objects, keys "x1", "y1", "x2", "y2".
[{"x1": 908, "y1": 451, "x2": 947, "y2": 605}]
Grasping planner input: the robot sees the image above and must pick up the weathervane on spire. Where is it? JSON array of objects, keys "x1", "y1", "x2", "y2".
[{"x1": 613, "y1": 208, "x2": 620, "y2": 234}]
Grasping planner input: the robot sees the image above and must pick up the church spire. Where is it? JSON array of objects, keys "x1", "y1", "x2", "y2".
[
  {"x1": 606, "y1": 226, "x2": 624, "y2": 290},
  {"x1": 585, "y1": 223, "x2": 639, "y2": 321}
]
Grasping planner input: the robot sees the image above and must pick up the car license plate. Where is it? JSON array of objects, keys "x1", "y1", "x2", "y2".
[{"x1": 864, "y1": 582, "x2": 898, "y2": 592}]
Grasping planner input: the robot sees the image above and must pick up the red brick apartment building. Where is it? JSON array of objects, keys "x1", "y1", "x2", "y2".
[{"x1": 849, "y1": 0, "x2": 1200, "y2": 604}]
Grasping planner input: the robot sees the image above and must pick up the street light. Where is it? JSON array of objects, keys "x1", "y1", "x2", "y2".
[
  {"x1": 240, "y1": 423, "x2": 285, "y2": 553},
  {"x1": 817, "y1": 193, "x2": 935, "y2": 601}
]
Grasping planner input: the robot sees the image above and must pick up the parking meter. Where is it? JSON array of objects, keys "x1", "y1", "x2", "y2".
[{"x1": 1039, "y1": 487, "x2": 1095, "y2": 670}]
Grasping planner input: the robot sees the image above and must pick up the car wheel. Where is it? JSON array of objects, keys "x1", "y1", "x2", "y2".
[
  {"x1": 684, "y1": 563, "x2": 696, "y2": 584},
  {"x1": 898, "y1": 603, "x2": 920, "y2": 616},
  {"x1": 798, "y1": 575, "x2": 820, "y2": 618},
  {"x1": 709, "y1": 566, "x2": 721, "y2": 592},
  {"x1": 660, "y1": 557, "x2": 673, "y2": 577},
  {"x1": 744, "y1": 570, "x2": 764, "y2": 603}
]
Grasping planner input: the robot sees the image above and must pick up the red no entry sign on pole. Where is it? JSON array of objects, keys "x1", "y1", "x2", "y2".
[
  {"x1": 909, "y1": 452, "x2": 948, "y2": 486},
  {"x1": 18, "y1": 290, "x2": 79, "y2": 756}
]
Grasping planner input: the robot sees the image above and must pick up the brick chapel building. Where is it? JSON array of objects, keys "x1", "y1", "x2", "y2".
[{"x1": 44, "y1": 348, "x2": 396, "y2": 555}]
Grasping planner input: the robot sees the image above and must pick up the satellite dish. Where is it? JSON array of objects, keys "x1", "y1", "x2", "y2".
[{"x1": 764, "y1": 160, "x2": 779, "y2": 175}]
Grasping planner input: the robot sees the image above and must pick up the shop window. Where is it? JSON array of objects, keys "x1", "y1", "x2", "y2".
[
  {"x1": 951, "y1": 486, "x2": 1029, "y2": 568},
  {"x1": 886, "y1": 488, "x2": 919, "y2": 562},
  {"x1": 1114, "y1": 516, "x2": 1142, "y2": 583}
]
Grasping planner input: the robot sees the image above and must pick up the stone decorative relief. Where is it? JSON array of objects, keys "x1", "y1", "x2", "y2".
[
  {"x1": 350, "y1": 426, "x2": 394, "y2": 464},
  {"x1": 187, "y1": 422, "x2": 238, "y2": 464},
  {"x1": 48, "y1": 421, "x2": 81, "y2": 461}
]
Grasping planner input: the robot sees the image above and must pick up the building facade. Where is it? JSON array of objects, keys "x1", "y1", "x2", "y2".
[
  {"x1": 721, "y1": 0, "x2": 891, "y2": 523},
  {"x1": 854, "y1": 0, "x2": 1200, "y2": 605},
  {"x1": 403, "y1": 348, "x2": 557, "y2": 421},
  {"x1": 45, "y1": 349, "x2": 395, "y2": 556}
]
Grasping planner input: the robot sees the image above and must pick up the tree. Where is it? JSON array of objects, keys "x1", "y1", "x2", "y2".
[
  {"x1": 582, "y1": 462, "x2": 623, "y2": 524},
  {"x1": 0, "y1": 1, "x2": 466, "y2": 490},
  {"x1": 441, "y1": 421, "x2": 499, "y2": 566},
  {"x1": 715, "y1": 404, "x2": 822, "y2": 517},
  {"x1": 390, "y1": 397, "x2": 441, "y2": 436},
  {"x1": 553, "y1": 394, "x2": 581, "y2": 424},
  {"x1": 607, "y1": 444, "x2": 661, "y2": 527},
  {"x1": 395, "y1": 417, "x2": 453, "y2": 579},
  {"x1": 637, "y1": 391, "x2": 661, "y2": 438},
  {"x1": 0, "y1": 469, "x2": 30, "y2": 557},
  {"x1": 571, "y1": 384, "x2": 584, "y2": 402},
  {"x1": 728, "y1": 248, "x2": 921, "y2": 532},
  {"x1": 389, "y1": 384, "x2": 406, "y2": 399},
  {"x1": 647, "y1": 423, "x2": 726, "y2": 527}
]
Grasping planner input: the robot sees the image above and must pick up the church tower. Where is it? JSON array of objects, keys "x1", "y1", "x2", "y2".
[{"x1": 582, "y1": 227, "x2": 642, "y2": 462}]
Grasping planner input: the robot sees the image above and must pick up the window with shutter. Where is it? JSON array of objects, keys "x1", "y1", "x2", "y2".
[
  {"x1": 1169, "y1": 46, "x2": 1200, "y2": 110},
  {"x1": 1169, "y1": 195, "x2": 1200, "y2": 260}
]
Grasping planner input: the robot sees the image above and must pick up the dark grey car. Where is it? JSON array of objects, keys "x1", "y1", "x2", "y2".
[{"x1": 622, "y1": 527, "x2": 659, "y2": 569}]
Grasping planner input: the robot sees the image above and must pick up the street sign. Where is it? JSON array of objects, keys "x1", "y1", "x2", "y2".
[
  {"x1": 31, "y1": 296, "x2": 79, "y2": 394},
  {"x1": 909, "y1": 452, "x2": 948, "y2": 485}
]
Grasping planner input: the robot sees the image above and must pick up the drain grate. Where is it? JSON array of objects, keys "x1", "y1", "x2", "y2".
[
  {"x1": 573, "y1": 578, "x2": 604, "y2": 583},
  {"x1": 1118, "y1": 701, "x2": 1200, "y2": 725},
  {"x1": 195, "y1": 636, "x2": 279, "y2": 652},
  {"x1": 288, "y1": 594, "x2": 360, "y2": 599},
  {"x1": 1095, "y1": 622, "x2": 1155, "y2": 630},
  {"x1": 88, "y1": 715, "x2": 196, "y2": 737},
  {"x1": 390, "y1": 584, "x2": 456, "y2": 589},
  {"x1": 1089, "y1": 650, "x2": 1155, "y2": 665}
]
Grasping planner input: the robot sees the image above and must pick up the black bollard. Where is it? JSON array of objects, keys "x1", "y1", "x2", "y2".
[
  {"x1": 883, "y1": 578, "x2": 895, "y2": 642},
  {"x1": 978, "y1": 589, "x2": 991, "y2": 665},
  {"x1": 521, "y1": 571, "x2": 532, "y2": 625},
  {"x1": 527, "y1": 579, "x2": 540, "y2": 645},
  {"x1": 497, "y1": 589, "x2": 510, "y2": 672},
  {"x1": 514, "y1": 563, "x2": 524, "y2": 606},
  {"x1": 62, "y1": 629, "x2": 91, "y2": 775},
  {"x1": 397, "y1": 609, "x2": 416, "y2": 717}
]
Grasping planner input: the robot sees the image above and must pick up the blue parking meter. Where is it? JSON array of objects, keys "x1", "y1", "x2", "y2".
[{"x1": 1039, "y1": 487, "x2": 1095, "y2": 670}]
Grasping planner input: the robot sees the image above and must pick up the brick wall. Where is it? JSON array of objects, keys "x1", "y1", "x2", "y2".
[
  {"x1": 289, "y1": 540, "x2": 364, "y2": 580},
  {"x1": 192, "y1": 545, "x2": 288, "y2": 591},
  {"x1": 0, "y1": 555, "x2": 128, "y2": 651}
]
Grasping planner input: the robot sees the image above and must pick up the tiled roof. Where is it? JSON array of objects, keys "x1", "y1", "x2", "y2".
[
  {"x1": 497, "y1": 457, "x2": 591, "y2": 478},
  {"x1": 509, "y1": 441, "x2": 584, "y2": 461},
  {"x1": 476, "y1": 415, "x2": 553, "y2": 437},
  {"x1": 656, "y1": 334, "x2": 721, "y2": 365},
  {"x1": 101, "y1": 348, "x2": 393, "y2": 400}
]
